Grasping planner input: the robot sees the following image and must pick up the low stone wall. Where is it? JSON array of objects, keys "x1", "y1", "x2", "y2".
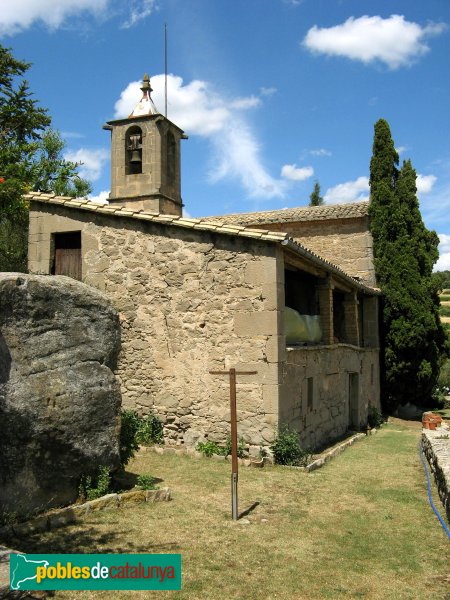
[
  {"x1": 306, "y1": 432, "x2": 367, "y2": 472},
  {"x1": 0, "y1": 488, "x2": 171, "y2": 541},
  {"x1": 422, "y1": 429, "x2": 450, "y2": 521}
]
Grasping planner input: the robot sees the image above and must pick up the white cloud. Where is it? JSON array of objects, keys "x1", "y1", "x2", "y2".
[
  {"x1": 396, "y1": 145, "x2": 408, "y2": 155},
  {"x1": 230, "y1": 96, "x2": 261, "y2": 110},
  {"x1": 210, "y1": 122, "x2": 286, "y2": 198},
  {"x1": 115, "y1": 76, "x2": 229, "y2": 136},
  {"x1": 435, "y1": 234, "x2": 450, "y2": 271},
  {"x1": 324, "y1": 176, "x2": 369, "y2": 204},
  {"x1": 61, "y1": 131, "x2": 85, "y2": 140},
  {"x1": 64, "y1": 148, "x2": 109, "y2": 182},
  {"x1": 303, "y1": 15, "x2": 447, "y2": 69},
  {"x1": 310, "y1": 148, "x2": 332, "y2": 157},
  {"x1": 0, "y1": 0, "x2": 108, "y2": 36},
  {"x1": 0, "y1": 0, "x2": 157, "y2": 35},
  {"x1": 260, "y1": 87, "x2": 277, "y2": 97},
  {"x1": 416, "y1": 174, "x2": 437, "y2": 195},
  {"x1": 88, "y1": 190, "x2": 110, "y2": 204},
  {"x1": 115, "y1": 74, "x2": 285, "y2": 199},
  {"x1": 281, "y1": 164, "x2": 314, "y2": 181},
  {"x1": 121, "y1": 0, "x2": 157, "y2": 29}
]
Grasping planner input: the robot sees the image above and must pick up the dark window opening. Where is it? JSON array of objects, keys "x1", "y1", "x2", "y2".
[
  {"x1": 166, "y1": 131, "x2": 176, "y2": 183},
  {"x1": 307, "y1": 377, "x2": 314, "y2": 412},
  {"x1": 125, "y1": 126, "x2": 143, "y2": 175},
  {"x1": 52, "y1": 231, "x2": 81, "y2": 280},
  {"x1": 284, "y1": 268, "x2": 322, "y2": 345},
  {"x1": 333, "y1": 290, "x2": 346, "y2": 343},
  {"x1": 285, "y1": 269, "x2": 319, "y2": 315},
  {"x1": 348, "y1": 372, "x2": 359, "y2": 429}
]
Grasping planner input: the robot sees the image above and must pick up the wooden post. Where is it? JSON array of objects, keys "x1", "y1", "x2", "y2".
[{"x1": 209, "y1": 368, "x2": 257, "y2": 520}]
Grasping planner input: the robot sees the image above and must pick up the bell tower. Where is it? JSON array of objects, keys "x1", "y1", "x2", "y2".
[{"x1": 103, "y1": 73, "x2": 187, "y2": 215}]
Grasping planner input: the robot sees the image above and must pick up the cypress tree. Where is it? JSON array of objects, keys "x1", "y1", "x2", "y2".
[
  {"x1": 309, "y1": 180, "x2": 324, "y2": 206},
  {"x1": 369, "y1": 119, "x2": 447, "y2": 410}
]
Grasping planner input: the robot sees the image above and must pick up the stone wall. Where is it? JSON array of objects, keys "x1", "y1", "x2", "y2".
[
  {"x1": 279, "y1": 345, "x2": 380, "y2": 450},
  {"x1": 28, "y1": 204, "x2": 283, "y2": 452},
  {"x1": 249, "y1": 217, "x2": 375, "y2": 286},
  {"x1": 422, "y1": 429, "x2": 450, "y2": 521}
]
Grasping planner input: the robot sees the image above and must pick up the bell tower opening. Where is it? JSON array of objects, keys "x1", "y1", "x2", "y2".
[
  {"x1": 125, "y1": 126, "x2": 143, "y2": 175},
  {"x1": 166, "y1": 131, "x2": 176, "y2": 184}
]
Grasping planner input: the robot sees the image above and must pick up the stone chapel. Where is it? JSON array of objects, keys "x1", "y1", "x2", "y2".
[{"x1": 27, "y1": 74, "x2": 381, "y2": 455}]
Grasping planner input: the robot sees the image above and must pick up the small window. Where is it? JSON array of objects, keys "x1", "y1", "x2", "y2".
[
  {"x1": 166, "y1": 131, "x2": 176, "y2": 183},
  {"x1": 52, "y1": 231, "x2": 81, "y2": 280},
  {"x1": 348, "y1": 373, "x2": 359, "y2": 429},
  {"x1": 307, "y1": 377, "x2": 314, "y2": 412},
  {"x1": 125, "y1": 125, "x2": 143, "y2": 175}
]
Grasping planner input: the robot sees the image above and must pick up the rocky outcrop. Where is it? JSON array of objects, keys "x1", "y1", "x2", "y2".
[{"x1": 0, "y1": 274, "x2": 122, "y2": 518}]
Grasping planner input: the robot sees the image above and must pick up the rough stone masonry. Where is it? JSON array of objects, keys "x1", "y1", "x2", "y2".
[{"x1": 0, "y1": 274, "x2": 122, "y2": 517}]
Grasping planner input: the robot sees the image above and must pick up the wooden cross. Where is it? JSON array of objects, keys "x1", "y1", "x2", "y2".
[{"x1": 209, "y1": 367, "x2": 257, "y2": 520}]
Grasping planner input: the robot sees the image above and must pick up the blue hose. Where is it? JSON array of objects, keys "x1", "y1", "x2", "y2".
[{"x1": 419, "y1": 440, "x2": 450, "y2": 539}]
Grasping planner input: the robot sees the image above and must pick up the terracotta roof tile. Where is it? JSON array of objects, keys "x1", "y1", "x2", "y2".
[{"x1": 202, "y1": 201, "x2": 369, "y2": 225}]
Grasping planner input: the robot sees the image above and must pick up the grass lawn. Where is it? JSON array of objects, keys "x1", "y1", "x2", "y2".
[{"x1": 18, "y1": 419, "x2": 449, "y2": 600}]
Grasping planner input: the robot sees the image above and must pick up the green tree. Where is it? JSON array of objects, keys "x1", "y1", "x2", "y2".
[
  {"x1": 369, "y1": 119, "x2": 448, "y2": 411},
  {"x1": 31, "y1": 129, "x2": 91, "y2": 198},
  {"x1": 309, "y1": 180, "x2": 324, "y2": 206},
  {"x1": 432, "y1": 270, "x2": 450, "y2": 291},
  {"x1": 0, "y1": 44, "x2": 91, "y2": 272}
]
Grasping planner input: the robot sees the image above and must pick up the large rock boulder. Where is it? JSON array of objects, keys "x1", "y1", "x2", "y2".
[{"x1": 0, "y1": 274, "x2": 122, "y2": 517}]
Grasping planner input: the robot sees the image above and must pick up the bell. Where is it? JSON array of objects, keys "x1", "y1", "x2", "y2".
[{"x1": 130, "y1": 149, "x2": 142, "y2": 163}]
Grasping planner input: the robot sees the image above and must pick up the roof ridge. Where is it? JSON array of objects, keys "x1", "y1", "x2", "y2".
[{"x1": 201, "y1": 200, "x2": 370, "y2": 225}]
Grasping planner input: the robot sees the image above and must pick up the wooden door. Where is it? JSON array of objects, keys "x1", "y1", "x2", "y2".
[{"x1": 53, "y1": 232, "x2": 82, "y2": 280}]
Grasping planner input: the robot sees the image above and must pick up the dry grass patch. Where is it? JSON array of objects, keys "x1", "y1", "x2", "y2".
[{"x1": 15, "y1": 421, "x2": 450, "y2": 600}]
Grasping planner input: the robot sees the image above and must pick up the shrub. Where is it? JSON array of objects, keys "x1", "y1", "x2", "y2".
[
  {"x1": 196, "y1": 440, "x2": 222, "y2": 457},
  {"x1": 222, "y1": 434, "x2": 246, "y2": 458},
  {"x1": 120, "y1": 409, "x2": 142, "y2": 467},
  {"x1": 431, "y1": 386, "x2": 446, "y2": 409},
  {"x1": 271, "y1": 426, "x2": 311, "y2": 467},
  {"x1": 136, "y1": 474, "x2": 159, "y2": 490},
  {"x1": 79, "y1": 466, "x2": 111, "y2": 502},
  {"x1": 196, "y1": 435, "x2": 247, "y2": 458},
  {"x1": 440, "y1": 306, "x2": 450, "y2": 318},
  {"x1": 438, "y1": 359, "x2": 450, "y2": 392},
  {"x1": 259, "y1": 446, "x2": 267, "y2": 459},
  {"x1": 368, "y1": 406, "x2": 383, "y2": 429},
  {"x1": 120, "y1": 409, "x2": 164, "y2": 467},
  {"x1": 136, "y1": 413, "x2": 164, "y2": 446}
]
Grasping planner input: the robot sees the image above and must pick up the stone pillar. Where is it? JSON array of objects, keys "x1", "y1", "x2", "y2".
[
  {"x1": 318, "y1": 277, "x2": 333, "y2": 344},
  {"x1": 343, "y1": 291, "x2": 360, "y2": 346}
]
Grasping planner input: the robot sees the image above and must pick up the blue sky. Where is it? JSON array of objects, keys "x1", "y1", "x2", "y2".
[{"x1": 2, "y1": 0, "x2": 449, "y2": 268}]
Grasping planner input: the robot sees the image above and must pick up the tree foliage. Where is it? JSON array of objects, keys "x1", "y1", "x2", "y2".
[
  {"x1": 0, "y1": 44, "x2": 91, "y2": 272},
  {"x1": 369, "y1": 119, "x2": 448, "y2": 410},
  {"x1": 432, "y1": 270, "x2": 450, "y2": 292},
  {"x1": 309, "y1": 180, "x2": 324, "y2": 206}
]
